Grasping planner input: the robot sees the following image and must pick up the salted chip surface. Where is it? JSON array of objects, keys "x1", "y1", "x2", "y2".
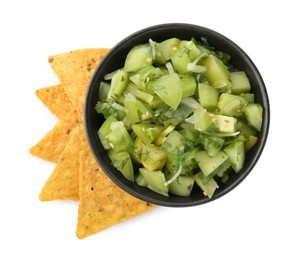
[
  {"x1": 35, "y1": 84, "x2": 78, "y2": 123},
  {"x1": 48, "y1": 48, "x2": 110, "y2": 122},
  {"x1": 30, "y1": 120, "x2": 77, "y2": 163},
  {"x1": 31, "y1": 48, "x2": 156, "y2": 238},
  {"x1": 76, "y1": 144, "x2": 156, "y2": 239},
  {"x1": 39, "y1": 125, "x2": 85, "y2": 201}
]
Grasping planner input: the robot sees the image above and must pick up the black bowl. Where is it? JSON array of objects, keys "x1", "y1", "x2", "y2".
[{"x1": 85, "y1": 23, "x2": 270, "y2": 207}]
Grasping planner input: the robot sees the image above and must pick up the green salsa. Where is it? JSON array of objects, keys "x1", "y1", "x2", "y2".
[{"x1": 95, "y1": 38, "x2": 263, "y2": 198}]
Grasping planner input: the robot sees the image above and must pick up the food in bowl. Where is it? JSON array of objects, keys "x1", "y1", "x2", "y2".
[{"x1": 93, "y1": 37, "x2": 263, "y2": 199}]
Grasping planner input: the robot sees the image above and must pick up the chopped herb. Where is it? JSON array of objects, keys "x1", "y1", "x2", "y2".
[{"x1": 215, "y1": 50, "x2": 231, "y2": 64}]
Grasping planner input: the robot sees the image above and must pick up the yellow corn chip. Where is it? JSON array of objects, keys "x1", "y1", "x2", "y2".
[
  {"x1": 76, "y1": 143, "x2": 156, "y2": 239},
  {"x1": 29, "y1": 120, "x2": 77, "y2": 163},
  {"x1": 48, "y1": 48, "x2": 110, "y2": 122},
  {"x1": 39, "y1": 125, "x2": 85, "y2": 201},
  {"x1": 35, "y1": 84, "x2": 78, "y2": 123},
  {"x1": 32, "y1": 47, "x2": 156, "y2": 238}
]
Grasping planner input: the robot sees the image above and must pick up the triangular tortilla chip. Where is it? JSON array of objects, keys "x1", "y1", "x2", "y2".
[
  {"x1": 76, "y1": 143, "x2": 156, "y2": 239},
  {"x1": 39, "y1": 125, "x2": 85, "y2": 201},
  {"x1": 32, "y1": 48, "x2": 156, "y2": 238},
  {"x1": 48, "y1": 48, "x2": 110, "y2": 122},
  {"x1": 35, "y1": 84, "x2": 78, "y2": 123},
  {"x1": 29, "y1": 120, "x2": 77, "y2": 163}
]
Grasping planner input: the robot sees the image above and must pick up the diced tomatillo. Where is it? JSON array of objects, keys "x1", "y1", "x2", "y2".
[
  {"x1": 152, "y1": 73, "x2": 182, "y2": 110},
  {"x1": 124, "y1": 44, "x2": 153, "y2": 72},
  {"x1": 218, "y1": 93, "x2": 247, "y2": 117},
  {"x1": 123, "y1": 93, "x2": 153, "y2": 123},
  {"x1": 141, "y1": 144, "x2": 167, "y2": 171},
  {"x1": 203, "y1": 55, "x2": 231, "y2": 92},
  {"x1": 98, "y1": 116, "x2": 118, "y2": 150},
  {"x1": 132, "y1": 123, "x2": 165, "y2": 144},
  {"x1": 194, "y1": 172, "x2": 219, "y2": 198},
  {"x1": 224, "y1": 141, "x2": 245, "y2": 173},
  {"x1": 108, "y1": 150, "x2": 134, "y2": 181},
  {"x1": 195, "y1": 150, "x2": 228, "y2": 176},
  {"x1": 180, "y1": 74, "x2": 197, "y2": 98},
  {"x1": 198, "y1": 83, "x2": 219, "y2": 109},
  {"x1": 171, "y1": 47, "x2": 190, "y2": 74},
  {"x1": 168, "y1": 175, "x2": 194, "y2": 197},
  {"x1": 244, "y1": 103, "x2": 263, "y2": 131},
  {"x1": 108, "y1": 69, "x2": 128, "y2": 100},
  {"x1": 154, "y1": 38, "x2": 180, "y2": 64},
  {"x1": 106, "y1": 121, "x2": 134, "y2": 152},
  {"x1": 139, "y1": 168, "x2": 169, "y2": 196},
  {"x1": 230, "y1": 71, "x2": 251, "y2": 94}
]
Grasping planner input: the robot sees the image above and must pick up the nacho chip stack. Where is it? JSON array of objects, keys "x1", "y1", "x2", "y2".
[{"x1": 29, "y1": 49, "x2": 156, "y2": 239}]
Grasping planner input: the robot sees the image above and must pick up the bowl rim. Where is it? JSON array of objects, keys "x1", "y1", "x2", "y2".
[{"x1": 84, "y1": 23, "x2": 270, "y2": 207}]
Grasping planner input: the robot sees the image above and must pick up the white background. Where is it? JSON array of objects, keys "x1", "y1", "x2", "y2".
[{"x1": 1, "y1": 0, "x2": 299, "y2": 259}]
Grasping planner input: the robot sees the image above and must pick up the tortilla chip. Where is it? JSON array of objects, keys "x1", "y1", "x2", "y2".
[
  {"x1": 48, "y1": 48, "x2": 110, "y2": 122},
  {"x1": 39, "y1": 125, "x2": 85, "y2": 201},
  {"x1": 76, "y1": 143, "x2": 156, "y2": 239},
  {"x1": 32, "y1": 48, "x2": 156, "y2": 238},
  {"x1": 29, "y1": 120, "x2": 77, "y2": 163},
  {"x1": 35, "y1": 84, "x2": 78, "y2": 123}
]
